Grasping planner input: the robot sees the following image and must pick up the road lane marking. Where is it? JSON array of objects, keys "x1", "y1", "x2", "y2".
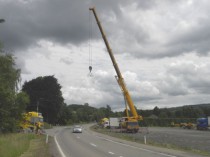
[
  {"x1": 76, "y1": 136, "x2": 80, "y2": 139},
  {"x1": 54, "y1": 135, "x2": 66, "y2": 157},
  {"x1": 90, "y1": 143, "x2": 97, "y2": 147},
  {"x1": 95, "y1": 135, "x2": 177, "y2": 157},
  {"x1": 108, "y1": 151, "x2": 115, "y2": 155}
]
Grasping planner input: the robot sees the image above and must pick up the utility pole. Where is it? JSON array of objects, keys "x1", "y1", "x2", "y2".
[{"x1": 37, "y1": 100, "x2": 39, "y2": 113}]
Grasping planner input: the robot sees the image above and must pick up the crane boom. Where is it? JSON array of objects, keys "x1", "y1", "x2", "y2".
[{"x1": 89, "y1": 7, "x2": 142, "y2": 121}]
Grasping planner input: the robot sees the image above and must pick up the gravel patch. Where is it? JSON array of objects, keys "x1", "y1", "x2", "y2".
[{"x1": 113, "y1": 127, "x2": 210, "y2": 153}]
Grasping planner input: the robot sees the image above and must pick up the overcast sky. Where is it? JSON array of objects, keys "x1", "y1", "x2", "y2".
[{"x1": 0, "y1": 0, "x2": 210, "y2": 110}]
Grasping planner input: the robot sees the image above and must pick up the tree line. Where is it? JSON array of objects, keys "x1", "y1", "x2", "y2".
[{"x1": 57, "y1": 103, "x2": 210, "y2": 126}]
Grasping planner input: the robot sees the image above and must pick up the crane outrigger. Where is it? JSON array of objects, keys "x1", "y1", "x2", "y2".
[{"x1": 89, "y1": 7, "x2": 143, "y2": 132}]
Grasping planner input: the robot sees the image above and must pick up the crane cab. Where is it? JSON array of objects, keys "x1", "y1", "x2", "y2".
[{"x1": 120, "y1": 117, "x2": 139, "y2": 133}]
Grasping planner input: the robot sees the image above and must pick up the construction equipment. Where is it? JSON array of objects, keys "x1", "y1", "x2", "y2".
[
  {"x1": 109, "y1": 117, "x2": 120, "y2": 128},
  {"x1": 20, "y1": 111, "x2": 44, "y2": 131},
  {"x1": 180, "y1": 122, "x2": 195, "y2": 129},
  {"x1": 99, "y1": 118, "x2": 109, "y2": 128},
  {"x1": 89, "y1": 7, "x2": 143, "y2": 133}
]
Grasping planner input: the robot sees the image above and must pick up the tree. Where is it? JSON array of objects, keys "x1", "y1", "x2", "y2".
[
  {"x1": 0, "y1": 52, "x2": 28, "y2": 133},
  {"x1": 13, "y1": 92, "x2": 30, "y2": 119},
  {"x1": 153, "y1": 106, "x2": 160, "y2": 117},
  {"x1": 57, "y1": 103, "x2": 74, "y2": 125},
  {"x1": 22, "y1": 76, "x2": 64, "y2": 124},
  {"x1": 105, "y1": 105, "x2": 112, "y2": 117}
]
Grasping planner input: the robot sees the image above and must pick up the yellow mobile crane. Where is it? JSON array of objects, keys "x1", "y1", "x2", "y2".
[
  {"x1": 89, "y1": 7, "x2": 143, "y2": 133},
  {"x1": 20, "y1": 111, "x2": 44, "y2": 131}
]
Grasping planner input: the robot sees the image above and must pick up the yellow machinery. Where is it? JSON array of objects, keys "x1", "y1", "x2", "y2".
[
  {"x1": 90, "y1": 7, "x2": 143, "y2": 133},
  {"x1": 99, "y1": 118, "x2": 109, "y2": 128},
  {"x1": 20, "y1": 111, "x2": 44, "y2": 131}
]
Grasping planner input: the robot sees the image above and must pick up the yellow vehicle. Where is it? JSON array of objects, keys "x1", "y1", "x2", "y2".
[
  {"x1": 99, "y1": 118, "x2": 109, "y2": 128},
  {"x1": 90, "y1": 7, "x2": 143, "y2": 133},
  {"x1": 20, "y1": 111, "x2": 44, "y2": 131},
  {"x1": 180, "y1": 122, "x2": 195, "y2": 129}
]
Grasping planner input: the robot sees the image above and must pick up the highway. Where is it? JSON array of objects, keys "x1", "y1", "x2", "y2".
[{"x1": 45, "y1": 124, "x2": 205, "y2": 157}]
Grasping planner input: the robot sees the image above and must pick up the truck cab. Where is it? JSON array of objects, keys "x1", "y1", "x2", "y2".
[{"x1": 197, "y1": 118, "x2": 209, "y2": 130}]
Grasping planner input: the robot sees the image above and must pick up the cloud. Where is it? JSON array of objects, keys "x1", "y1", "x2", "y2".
[
  {"x1": 0, "y1": 0, "x2": 89, "y2": 51},
  {"x1": 157, "y1": 60, "x2": 210, "y2": 96},
  {"x1": 60, "y1": 58, "x2": 73, "y2": 65},
  {"x1": 106, "y1": 0, "x2": 210, "y2": 58},
  {"x1": 0, "y1": 0, "x2": 127, "y2": 51},
  {"x1": 1, "y1": 0, "x2": 210, "y2": 110},
  {"x1": 62, "y1": 69, "x2": 162, "y2": 110},
  {"x1": 1, "y1": 0, "x2": 210, "y2": 59}
]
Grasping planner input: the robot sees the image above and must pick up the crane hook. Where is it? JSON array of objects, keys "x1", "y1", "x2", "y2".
[
  {"x1": 88, "y1": 66, "x2": 93, "y2": 77},
  {"x1": 89, "y1": 66, "x2": 92, "y2": 72}
]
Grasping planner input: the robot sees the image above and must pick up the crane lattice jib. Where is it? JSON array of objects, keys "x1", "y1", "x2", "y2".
[{"x1": 89, "y1": 7, "x2": 141, "y2": 120}]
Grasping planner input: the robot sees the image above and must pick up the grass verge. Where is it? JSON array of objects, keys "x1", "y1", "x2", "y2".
[
  {"x1": 44, "y1": 122, "x2": 53, "y2": 129},
  {"x1": 0, "y1": 133, "x2": 51, "y2": 157}
]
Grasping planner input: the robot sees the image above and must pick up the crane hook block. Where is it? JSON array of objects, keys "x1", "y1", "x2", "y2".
[{"x1": 89, "y1": 66, "x2": 92, "y2": 72}]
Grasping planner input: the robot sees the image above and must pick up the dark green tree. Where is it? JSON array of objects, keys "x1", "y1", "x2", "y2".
[
  {"x1": 153, "y1": 106, "x2": 160, "y2": 117},
  {"x1": 22, "y1": 76, "x2": 64, "y2": 124},
  {"x1": 0, "y1": 52, "x2": 29, "y2": 133},
  {"x1": 57, "y1": 103, "x2": 74, "y2": 125}
]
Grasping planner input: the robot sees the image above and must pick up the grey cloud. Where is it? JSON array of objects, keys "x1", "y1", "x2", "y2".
[
  {"x1": 159, "y1": 78, "x2": 189, "y2": 96},
  {"x1": 0, "y1": 0, "x2": 159, "y2": 56},
  {"x1": 15, "y1": 56, "x2": 31, "y2": 74},
  {"x1": 114, "y1": 1, "x2": 210, "y2": 59},
  {"x1": 0, "y1": 0, "x2": 90, "y2": 51},
  {"x1": 0, "y1": 0, "x2": 130, "y2": 52},
  {"x1": 60, "y1": 57, "x2": 73, "y2": 65},
  {"x1": 93, "y1": 72, "x2": 121, "y2": 95},
  {"x1": 158, "y1": 62, "x2": 210, "y2": 96},
  {"x1": 166, "y1": 20, "x2": 210, "y2": 56},
  {"x1": 1, "y1": 0, "x2": 210, "y2": 59}
]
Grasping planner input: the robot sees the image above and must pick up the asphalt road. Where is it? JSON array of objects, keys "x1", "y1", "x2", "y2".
[{"x1": 45, "y1": 124, "x2": 206, "y2": 157}]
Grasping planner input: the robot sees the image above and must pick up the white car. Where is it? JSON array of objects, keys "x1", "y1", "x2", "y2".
[{"x1": 72, "y1": 125, "x2": 82, "y2": 133}]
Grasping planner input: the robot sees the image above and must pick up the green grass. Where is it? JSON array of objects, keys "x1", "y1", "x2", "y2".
[
  {"x1": 43, "y1": 122, "x2": 53, "y2": 129},
  {"x1": 0, "y1": 133, "x2": 51, "y2": 157},
  {"x1": 0, "y1": 133, "x2": 36, "y2": 157},
  {"x1": 20, "y1": 135, "x2": 51, "y2": 157}
]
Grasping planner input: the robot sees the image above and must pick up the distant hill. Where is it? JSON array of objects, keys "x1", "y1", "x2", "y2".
[
  {"x1": 168, "y1": 103, "x2": 210, "y2": 111},
  {"x1": 186, "y1": 103, "x2": 210, "y2": 108}
]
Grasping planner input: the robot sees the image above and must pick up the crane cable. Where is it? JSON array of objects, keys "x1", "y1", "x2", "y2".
[{"x1": 88, "y1": 10, "x2": 93, "y2": 76}]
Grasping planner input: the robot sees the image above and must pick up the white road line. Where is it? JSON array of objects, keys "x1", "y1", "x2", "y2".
[
  {"x1": 95, "y1": 135, "x2": 177, "y2": 157},
  {"x1": 90, "y1": 143, "x2": 97, "y2": 147},
  {"x1": 108, "y1": 151, "x2": 115, "y2": 155},
  {"x1": 54, "y1": 135, "x2": 66, "y2": 157},
  {"x1": 76, "y1": 136, "x2": 80, "y2": 139}
]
